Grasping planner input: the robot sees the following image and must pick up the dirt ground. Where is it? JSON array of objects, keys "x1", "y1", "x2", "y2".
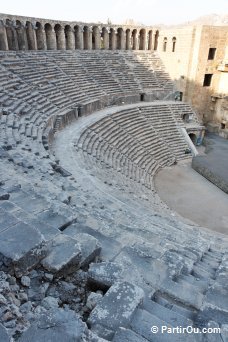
[{"x1": 155, "y1": 161, "x2": 228, "y2": 235}]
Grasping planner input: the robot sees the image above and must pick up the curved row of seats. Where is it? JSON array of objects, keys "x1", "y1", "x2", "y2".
[{"x1": 77, "y1": 103, "x2": 194, "y2": 190}]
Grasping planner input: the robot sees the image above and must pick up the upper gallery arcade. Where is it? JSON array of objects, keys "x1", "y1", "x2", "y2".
[{"x1": 0, "y1": 13, "x2": 159, "y2": 51}]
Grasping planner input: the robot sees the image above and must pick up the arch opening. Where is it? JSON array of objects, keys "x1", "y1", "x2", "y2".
[
  {"x1": 172, "y1": 37, "x2": 176, "y2": 52},
  {"x1": 189, "y1": 133, "x2": 197, "y2": 145},
  {"x1": 163, "y1": 37, "x2": 167, "y2": 52}
]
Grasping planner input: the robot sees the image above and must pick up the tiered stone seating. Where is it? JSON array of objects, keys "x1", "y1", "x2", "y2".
[
  {"x1": 136, "y1": 51, "x2": 174, "y2": 90},
  {"x1": 76, "y1": 52, "x2": 126, "y2": 96},
  {"x1": 98, "y1": 51, "x2": 143, "y2": 93},
  {"x1": 140, "y1": 105, "x2": 190, "y2": 160},
  {"x1": 0, "y1": 50, "x2": 227, "y2": 342},
  {"x1": 169, "y1": 102, "x2": 202, "y2": 125},
  {"x1": 48, "y1": 52, "x2": 107, "y2": 102},
  {"x1": 78, "y1": 103, "x2": 191, "y2": 189}
]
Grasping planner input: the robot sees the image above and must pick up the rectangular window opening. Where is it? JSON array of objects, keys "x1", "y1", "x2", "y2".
[
  {"x1": 203, "y1": 74, "x2": 213, "y2": 87},
  {"x1": 208, "y1": 48, "x2": 216, "y2": 60}
]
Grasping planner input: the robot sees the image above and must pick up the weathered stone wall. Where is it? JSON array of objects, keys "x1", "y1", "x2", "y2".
[
  {"x1": 158, "y1": 25, "x2": 228, "y2": 126},
  {"x1": 157, "y1": 26, "x2": 196, "y2": 96},
  {"x1": 186, "y1": 26, "x2": 228, "y2": 123}
]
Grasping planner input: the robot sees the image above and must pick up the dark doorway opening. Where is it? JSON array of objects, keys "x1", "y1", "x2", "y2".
[
  {"x1": 189, "y1": 133, "x2": 197, "y2": 145},
  {"x1": 140, "y1": 94, "x2": 145, "y2": 101},
  {"x1": 203, "y1": 74, "x2": 213, "y2": 87}
]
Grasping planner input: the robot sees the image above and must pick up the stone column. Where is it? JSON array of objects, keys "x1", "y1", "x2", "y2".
[
  {"x1": 132, "y1": 31, "x2": 138, "y2": 50},
  {"x1": 15, "y1": 22, "x2": 26, "y2": 50},
  {"x1": 148, "y1": 31, "x2": 153, "y2": 50},
  {"x1": 75, "y1": 26, "x2": 83, "y2": 49},
  {"x1": 56, "y1": 27, "x2": 66, "y2": 50},
  {"x1": 32, "y1": 23, "x2": 37, "y2": 50},
  {"x1": 36, "y1": 25, "x2": 46, "y2": 50},
  {"x1": 87, "y1": 26, "x2": 92, "y2": 50},
  {"x1": 66, "y1": 27, "x2": 75, "y2": 50},
  {"x1": 42, "y1": 28, "x2": 47, "y2": 50},
  {"x1": 47, "y1": 28, "x2": 57, "y2": 50},
  {"x1": 120, "y1": 31, "x2": 126, "y2": 50},
  {"x1": 103, "y1": 28, "x2": 109, "y2": 49},
  {"x1": 153, "y1": 31, "x2": 159, "y2": 51},
  {"x1": 94, "y1": 28, "x2": 101, "y2": 49},
  {"x1": 143, "y1": 30, "x2": 148, "y2": 50},
  {"x1": 110, "y1": 28, "x2": 117, "y2": 50},
  {"x1": 26, "y1": 22, "x2": 37, "y2": 50},
  {"x1": 8, "y1": 21, "x2": 19, "y2": 50},
  {"x1": 134, "y1": 34, "x2": 139, "y2": 50},
  {"x1": 0, "y1": 21, "x2": 9, "y2": 50},
  {"x1": 152, "y1": 32, "x2": 157, "y2": 51},
  {"x1": 126, "y1": 30, "x2": 131, "y2": 50}
]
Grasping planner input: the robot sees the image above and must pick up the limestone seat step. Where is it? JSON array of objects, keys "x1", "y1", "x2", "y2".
[
  {"x1": 36, "y1": 208, "x2": 76, "y2": 231},
  {"x1": 130, "y1": 308, "x2": 198, "y2": 342},
  {"x1": 41, "y1": 234, "x2": 82, "y2": 276},
  {"x1": 159, "y1": 278, "x2": 204, "y2": 310},
  {"x1": 191, "y1": 264, "x2": 216, "y2": 280},
  {"x1": 0, "y1": 221, "x2": 46, "y2": 277},
  {"x1": 88, "y1": 281, "x2": 144, "y2": 340},
  {"x1": 178, "y1": 274, "x2": 209, "y2": 293},
  {"x1": 143, "y1": 298, "x2": 193, "y2": 327},
  {"x1": 154, "y1": 293, "x2": 198, "y2": 321}
]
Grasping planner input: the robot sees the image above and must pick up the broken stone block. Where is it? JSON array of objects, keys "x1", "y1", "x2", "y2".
[
  {"x1": 37, "y1": 209, "x2": 75, "y2": 230},
  {"x1": 0, "y1": 209, "x2": 19, "y2": 233},
  {"x1": 41, "y1": 234, "x2": 81, "y2": 276},
  {"x1": 88, "y1": 281, "x2": 144, "y2": 338},
  {"x1": 88, "y1": 262, "x2": 123, "y2": 289},
  {"x1": 18, "y1": 308, "x2": 88, "y2": 342},
  {"x1": 74, "y1": 233, "x2": 101, "y2": 268},
  {"x1": 0, "y1": 222, "x2": 46, "y2": 277},
  {"x1": 86, "y1": 292, "x2": 103, "y2": 310}
]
